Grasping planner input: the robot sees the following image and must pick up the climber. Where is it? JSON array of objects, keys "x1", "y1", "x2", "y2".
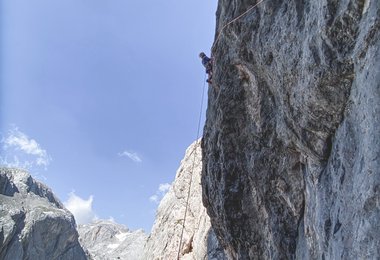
[{"x1": 199, "y1": 52, "x2": 213, "y2": 84}]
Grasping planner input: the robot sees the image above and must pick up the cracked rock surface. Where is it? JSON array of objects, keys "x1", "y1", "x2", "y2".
[
  {"x1": 144, "y1": 141, "x2": 225, "y2": 260},
  {"x1": 202, "y1": 0, "x2": 380, "y2": 259},
  {"x1": 0, "y1": 168, "x2": 87, "y2": 260}
]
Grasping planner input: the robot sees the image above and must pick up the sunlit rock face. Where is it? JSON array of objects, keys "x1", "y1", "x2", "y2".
[
  {"x1": 202, "y1": 0, "x2": 380, "y2": 259},
  {"x1": 78, "y1": 220, "x2": 147, "y2": 260},
  {"x1": 77, "y1": 141, "x2": 225, "y2": 260},
  {"x1": 144, "y1": 141, "x2": 226, "y2": 260},
  {"x1": 0, "y1": 168, "x2": 88, "y2": 260}
]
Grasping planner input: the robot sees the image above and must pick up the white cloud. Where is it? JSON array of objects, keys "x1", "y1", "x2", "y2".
[
  {"x1": 159, "y1": 183, "x2": 171, "y2": 193},
  {"x1": 0, "y1": 126, "x2": 52, "y2": 170},
  {"x1": 149, "y1": 195, "x2": 159, "y2": 203},
  {"x1": 118, "y1": 150, "x2": 142, "y2": 163},
  {"x1": 64, "y1": 192, "x2": 97, "y2": 225},
  {"x1": 149, "y1": 183, "x2": 171, "y2": 204}
]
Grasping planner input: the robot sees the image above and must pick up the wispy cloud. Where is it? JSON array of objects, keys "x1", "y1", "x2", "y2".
[
  {"x1": 149, "y1": 194, "x2": 159, "y2": 203},
  {"x1": 118, "y1": 150, "x2": 142, "y2": 163},
  {"x1": 0, "y1": 126, "x2": 52, "y2": 170},
  {"x1": 64, "y1": 192, "x2": 97, "y2": 225},
  {"x1": 159, "y1": 183, "x2": 171, "y2": 193},
  {"x1": 149, "y1": 183, "x2": 171, "y2": 204}
]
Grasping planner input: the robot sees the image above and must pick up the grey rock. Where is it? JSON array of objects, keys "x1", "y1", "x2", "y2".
[
  {"x1": 78, "y1": 220, "x2": 147, "y2": 260},
  {"x1": 0, "y1": 167, "x2": 88, "y2": 260},
  {"x1": 144, "y1": 141, "x2": 226, "y2": 260},
  {"x1": 202, "y1": 0, "x2": 380, "y2": 259},
  {"x1": 77, "y1": 142, "x2": 226, "y2": 260},
  {"x1": 0, "y1": 171, "x2": 18, "y2": 196}
]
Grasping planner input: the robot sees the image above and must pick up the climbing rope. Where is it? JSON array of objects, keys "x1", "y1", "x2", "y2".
[
  {"x1": 211, "y1": 0, "x2": 266, "y2": 52},
  {"x1": 176, "y1": 2, "x2": 268, "y2": 258},
  {"x1": 176, "y1": 73, "x2": 207, "y2": 260}
]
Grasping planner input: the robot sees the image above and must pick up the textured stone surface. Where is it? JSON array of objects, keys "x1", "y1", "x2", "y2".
[
  {"x1": 0, "y1": 167, "x2": 88, "y2": 260},
  {"x1": 202, "y1": 0, "x2": 380, "y2": 259},
  {"x1": 144, "y1": 141, "x2": 225, "y2": 260},
  {"x1": 78, "y1": 220, "x2": 147, "y2": 260}
]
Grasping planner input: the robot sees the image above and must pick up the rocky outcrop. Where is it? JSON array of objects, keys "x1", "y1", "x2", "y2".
[
  {"x1": 77, "y1": 141, "x2": 225, "y2": 260},
  {"x1": 144, "y1": 141, "x2": 225, "y2": 260},
  {"x1": 0, "y1": 167, "x2": 87, "y2": 260},
  {"x1": 78, "y1": 220, "x2": 147, "y2": 260},
  {"x1": 202, "y1": 0, "x2": 380, "y2": 259}
]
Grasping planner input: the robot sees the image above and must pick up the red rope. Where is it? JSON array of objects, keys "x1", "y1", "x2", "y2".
[{"x1": 211, "y1": 0, "x2": 266, "y2": 53}]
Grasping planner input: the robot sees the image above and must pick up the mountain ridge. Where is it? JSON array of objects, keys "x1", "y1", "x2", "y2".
[{"x1": 0, "y1": 167, "x2": 88, "y2": 260}]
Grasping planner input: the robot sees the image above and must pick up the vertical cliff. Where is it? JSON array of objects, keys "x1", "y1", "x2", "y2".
[
  {"x1": 145, "y1": 141, "x2": 225, "y2": 260},
  {"x1": 0, "y1": 168, "x2": 88, "y2": 260},
  {"x1": 202, "y1": 0, "x2": 380, "y2": 259}
]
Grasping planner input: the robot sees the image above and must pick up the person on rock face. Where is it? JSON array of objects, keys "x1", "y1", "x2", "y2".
[{"x1": 199, "y1": 52, "x2": 213, "y2": 84}]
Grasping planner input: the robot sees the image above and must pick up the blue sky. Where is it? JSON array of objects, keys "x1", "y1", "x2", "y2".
[{"x1": 0, "y1": 0, "x2": 216, "y2": 232}]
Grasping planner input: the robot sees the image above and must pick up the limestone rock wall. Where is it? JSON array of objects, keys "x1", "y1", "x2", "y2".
[
  {"x1": 144, "y1": 141, "x2": 225, "y2": 260},
  {"x1": 0, "y1": 168, "x2": 88, "y2": 260},
  {"x1": 202, "y1": 0, "x2": 380, "y2": 259}
]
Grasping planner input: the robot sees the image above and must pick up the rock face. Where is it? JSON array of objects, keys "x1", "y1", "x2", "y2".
[
  {"x1": 202, "y1": 0, "x2": 380, "y2": 259},
  {"x1": 144, "y1": 141, "x2": 225, "y2": 260},
  {"x1": 0, "y1": 167, "x2": 87, "y2": 260},
  {"x1": 78, "y1": 220, "x2": 147, "y2": 260}
]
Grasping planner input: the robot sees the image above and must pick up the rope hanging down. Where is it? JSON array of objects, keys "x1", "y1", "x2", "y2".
[
  {"x1": 177, "y1": 2, "x2": 268, "y2": 258},
  {"x1": 176, "y1": 73, "x2": 207, "y2": 260},
  {"x1": 211, "y1": 0, "x2": 265, "y2": 52}
]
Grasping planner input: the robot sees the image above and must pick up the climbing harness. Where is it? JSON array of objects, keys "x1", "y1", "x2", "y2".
[
  {"x1": 211, "y1": 0, "x2": 265, "y2": 52},
  {"x1": 176, "y1": 73, "x2": 207, "y2": 260}
]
